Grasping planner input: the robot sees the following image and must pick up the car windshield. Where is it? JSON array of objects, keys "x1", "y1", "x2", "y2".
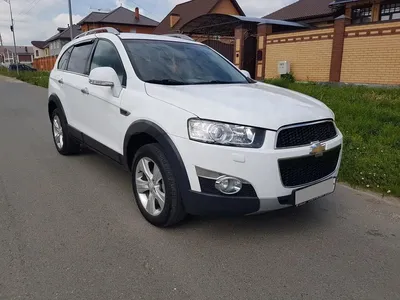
[{"x1": 123, "y1": 40, "x2": 249, "y2": 85}]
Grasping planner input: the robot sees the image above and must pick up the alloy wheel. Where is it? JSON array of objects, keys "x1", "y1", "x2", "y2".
[
  {"x1": 135, "y1": 157, "x2": 166, "y2": 216},
  {"x1": 53, "y1": 115, "x2": 64, "y2": 150}
]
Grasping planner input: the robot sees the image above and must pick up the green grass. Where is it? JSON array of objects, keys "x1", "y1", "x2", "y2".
[
  {"x1": 0, "y1": 67, "x2": 49, "y2": 88},
  {"x1": 266, "y1": 78, "x2": 400, "y2": 197}
]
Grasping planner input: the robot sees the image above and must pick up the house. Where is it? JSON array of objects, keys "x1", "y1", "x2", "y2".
[
  {"x1": 256, "y1": 0, "x2": 400, "y2": 84},
  {"x1": 153, "y1": 0, "x2": 245, "y2": 35},
  {"x1": 78, "y1": 6, "x2": 159, "y2": 34},
  {"x1": 265, "y1": 0, "x2": 400, "y2": 27},
  {"x1": 31, "y1": 41, "x2": 47, "y2": 59},
  {"x1": 44, "y1": 25, "x2": 81, "y2": 56},
  {"x1": 265, "y1": 0, "x2": 337, "y2": 27},
  {"x1": 31, "y1": 26, "x2": 81, "y2": 59},
  {"x1": 0, "y1": 46, "x2": 34, "y2": 66},
  {"x1": 331, "y1": 0, "x2": 400, "y2": 24}
]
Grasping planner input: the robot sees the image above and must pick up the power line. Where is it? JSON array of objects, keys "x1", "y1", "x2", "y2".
[
  {"x1": 129, "y1": 0, "x2": 161, "y2": 20},
  {"x1": 17, "y1": 0, "x2": 37, "y2": 14},
  {"x1": 17, "y1": 0, "x2": 42, "y2": 16}
]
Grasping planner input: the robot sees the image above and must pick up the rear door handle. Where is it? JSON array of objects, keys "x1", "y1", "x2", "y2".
[
  {"x1": 81, "y1": 87, "x2": 89, "y2": 95},
  {"x1": 58, "y1": 78, "x2": 64, "y2": 84}
]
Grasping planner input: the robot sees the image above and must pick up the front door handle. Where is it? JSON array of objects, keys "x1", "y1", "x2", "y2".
[
  {"x1": 58, "y1": 78, "x2": 64, "y2": 84},
  {"x1": 81, "y1": 87, "x2": 89, "y2": 95}
]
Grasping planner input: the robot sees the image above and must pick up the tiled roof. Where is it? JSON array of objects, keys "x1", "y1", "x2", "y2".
[
  {"x1": 31, "y1": 41, "x2": 47, "y2": 49},
  {"x1": 265, "y1": 0, "x2": 334, "y2": 21},
  {"x1": 45, "y1": 25, "x2": 81, "y2": 43},
  {"x1": 77, "y1": 11, "x2": 108, "y2": 24},
  {"x1": 78, "y1": 7, "x2": 158, "y2": 27},
  {"x1": 153, "y1": 0, "x2": 245, "y2": 34}
]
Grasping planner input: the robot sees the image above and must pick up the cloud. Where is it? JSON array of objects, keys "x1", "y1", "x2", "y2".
[
  {"x1": 52, "y1": 13, "x2": 84, "y2": 28},
  {"x1": 0, "y1": 0, "x2": 68, "y2": 45}
]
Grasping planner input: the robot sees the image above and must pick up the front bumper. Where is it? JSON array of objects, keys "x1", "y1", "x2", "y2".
[{"x1": 171, "y1": 129, "x2": 343, "y2": 216}]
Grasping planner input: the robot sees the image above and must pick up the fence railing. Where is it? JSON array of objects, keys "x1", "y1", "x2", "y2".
[{"x1": 33, "y1": 56, "x2": 57, "y2": 71}]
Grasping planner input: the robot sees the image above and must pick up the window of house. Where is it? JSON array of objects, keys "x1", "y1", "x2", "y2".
[
  {"x1": 89, "y1": 39, "x2": 126, "y2": 86},
  {"x1": 67, "y1": 42, "x2": 94, "y2": 74},
  {"x1": 36, "y1": 50, "x2": 39, "y2": 57},
  {"x1": 380, "y1": 2, "x2": 400, "y2": 20},
  {"x1": 352, "y1": 6, "x2": 372, "y2": 23}
]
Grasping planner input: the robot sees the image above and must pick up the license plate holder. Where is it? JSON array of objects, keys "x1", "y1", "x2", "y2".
[{"x1": 295, "y1": 178, "x2": 336, "y2": 206}]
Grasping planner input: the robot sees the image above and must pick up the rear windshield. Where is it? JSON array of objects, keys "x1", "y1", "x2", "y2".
[{"x1": 122, "y1": 40, "x2": 249, "y2": 85}]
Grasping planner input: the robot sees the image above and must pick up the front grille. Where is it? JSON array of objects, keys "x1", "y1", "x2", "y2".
[
  {"x1": 276, "y1": 121, "x2": 337, "y2": 148},
  {"x1": 279, "y1": 145, "x2": 341, "y2": 187}
]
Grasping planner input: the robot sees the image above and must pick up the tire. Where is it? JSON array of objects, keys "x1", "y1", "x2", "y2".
[
  {"x1": 132, "y1": 143, "x2": 186, "y2": 227},
  {"x1": 51, "y1": 108, "x2": 80, "y2": 155}
]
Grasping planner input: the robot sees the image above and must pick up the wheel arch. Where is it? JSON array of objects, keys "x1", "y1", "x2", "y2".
[
  {"x1": 123, "y1": 120, "x2": 191, "y2": 197},
  {"x1": 48, "y1": 94, "x2": 66, "y2": 122}
]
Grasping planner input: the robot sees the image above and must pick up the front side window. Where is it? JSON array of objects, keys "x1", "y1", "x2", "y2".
[
  {"x1": 381, "y1": 2, "x2": 400, "y2": 20},
  {"x1": 90, "y1": 40, "x2": 126, "y2": 86},
  {"x1": 67, "y1": 42, "x2": 94, "y2": 75},
  {"x1": 123, "y1": 40, "x2": 249, "y2": 85},
  {"x1": 58, "y1": 47, "x2": 72, "y2": 70},
  {"x1": 352, "y1": 7, "x2": 372, "y2": 24}
]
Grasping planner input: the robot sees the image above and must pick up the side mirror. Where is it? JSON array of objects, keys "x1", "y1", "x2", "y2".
[
  {"x1": 89, "y1": 67, "x2": 122, "y2": 97},
  {"x1": 240, "y1": 70, "x2": 251, "y2": 78}
]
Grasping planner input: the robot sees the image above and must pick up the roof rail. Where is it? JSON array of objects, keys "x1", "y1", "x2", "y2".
[
  {"x1": 74, "y1": 27, "x2": 120, "y2": 40},
  {"x1": 163, "y1": 34, "x2": 194, "y2": 41}
]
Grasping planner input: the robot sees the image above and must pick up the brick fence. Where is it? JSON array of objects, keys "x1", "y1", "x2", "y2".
[
  {"x1": 252, "y1": 18, "x2": 400, "y2": 85},
  {"x1": 33, "y1": 56, "x2": 57, "y2": 72}
]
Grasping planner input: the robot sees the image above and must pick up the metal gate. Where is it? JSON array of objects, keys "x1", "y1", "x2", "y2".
[
  {"x1": 203, "y1": 39, "x2": 234, "y2": 63},
  {"x1": 242, "y1": 35, "x2": 257, "y2": 79}
]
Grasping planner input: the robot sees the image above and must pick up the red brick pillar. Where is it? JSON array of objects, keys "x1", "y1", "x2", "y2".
[
  {"x1": 329, "y1": 15, "x2": 351, "y2": 82},
  {"x1": 255, "y1": 24, "x2": 272, "y2": 81},
  {"x1": 234, "y1": 25, "x2": 245, "y2": 69}
]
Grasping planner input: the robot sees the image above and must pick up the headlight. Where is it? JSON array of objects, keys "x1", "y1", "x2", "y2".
[{"x1": 188, "y1": 119, "x2": 265, "y2": 148}]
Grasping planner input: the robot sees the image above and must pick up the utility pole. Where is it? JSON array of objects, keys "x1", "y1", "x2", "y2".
[
  {"x1": 3, "y1": 0, "x2": 18, "y2": 74},
  {"x1": 68, "y1": 0, "x2": 73, "y2": 40},
  {"x1": 0, "y1": 33, "x2": 3, "y2": 46}
]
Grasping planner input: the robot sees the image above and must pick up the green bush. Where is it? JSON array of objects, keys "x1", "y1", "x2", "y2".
[
  {"x1": 280, "y1": 72, "x2": 296, "y2": 82},
  {"x1": 0, "y1": 69, "x2": 49, "y2": 88},
  {"x1": 265, "y1": 78, "x2": 291, "y2": 88}
]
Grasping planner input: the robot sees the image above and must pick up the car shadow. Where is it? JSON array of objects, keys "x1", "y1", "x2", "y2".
[
  {"x1": 179, "y1": 200, "x2": 331, "y2": 232},
  {"x1": 74, "y1": 150, "x2": 337, "y2": 235}
]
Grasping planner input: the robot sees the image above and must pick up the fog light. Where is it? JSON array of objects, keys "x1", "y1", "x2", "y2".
[{"x1": 215, "y1": 176, "x2": 242, "y2": 195}]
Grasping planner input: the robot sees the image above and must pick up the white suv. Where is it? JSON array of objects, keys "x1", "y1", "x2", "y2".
[{"x1": 48, "y1": 28, "x2": 343, "y2": 227}]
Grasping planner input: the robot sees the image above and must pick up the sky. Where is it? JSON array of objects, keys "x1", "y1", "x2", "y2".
[{"x1": 0, "y1": 0, "x2": 297, "y2": 46}]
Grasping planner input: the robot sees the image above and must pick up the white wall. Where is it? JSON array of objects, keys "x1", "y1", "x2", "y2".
[
  {"x1": 49, "y1": 40, "x2": 68, "y2": 56},
  {"x1": 33, "y1": 46, "x2": 46, "y2": 58}
]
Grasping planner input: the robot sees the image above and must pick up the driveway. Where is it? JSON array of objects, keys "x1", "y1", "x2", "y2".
[{"x1": 0, "y1": 76, "x2": 399, "y2": 300}]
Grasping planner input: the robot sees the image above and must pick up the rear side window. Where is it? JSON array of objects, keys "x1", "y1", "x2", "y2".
[
  {"x1": 58, "y1": 47, "x2": 72, "y2": 70},
  {"x1": 67, "y1": 42, "x2": 94, "y2": 75},
  {"x1": 90, "y1": 40, "x2": 126, "y2": 86}
]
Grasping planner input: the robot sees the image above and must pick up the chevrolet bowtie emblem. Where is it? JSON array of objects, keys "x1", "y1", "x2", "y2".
[{"x1": 310, "y1": 142, "x2": 326, "y2": 157}]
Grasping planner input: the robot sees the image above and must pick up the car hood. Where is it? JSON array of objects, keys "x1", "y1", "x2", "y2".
[{"x1": 145, "y1": 82, "x2": 334, "y2": 130}]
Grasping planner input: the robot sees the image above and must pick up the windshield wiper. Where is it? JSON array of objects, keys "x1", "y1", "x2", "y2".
[
  {"x1": 193, "y1": 80, "x2": 245, "y2": 85},
  {"x1": 146, "y1": 79, "x2": 188, "y2": 85}
]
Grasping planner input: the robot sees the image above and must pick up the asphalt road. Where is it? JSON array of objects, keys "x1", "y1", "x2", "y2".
[{"x1": 0, "y1": 76, "x2": 399, "y2": 300}]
